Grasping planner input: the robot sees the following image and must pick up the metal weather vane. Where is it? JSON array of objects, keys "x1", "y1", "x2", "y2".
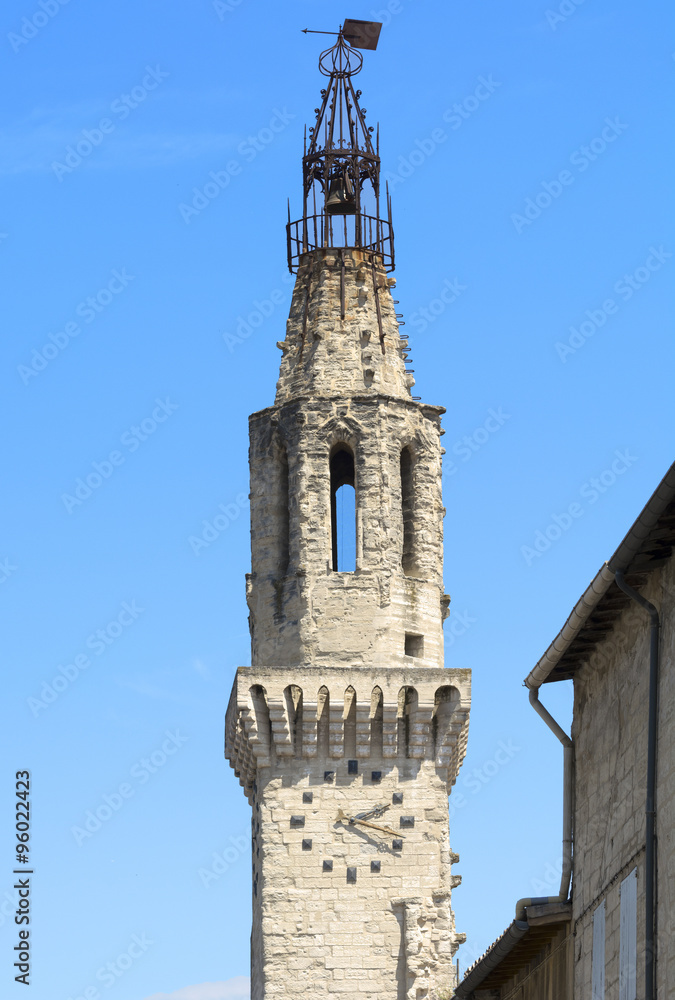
[{"x1": 287, "y1": 20, "x2": 394, "y2": 273}]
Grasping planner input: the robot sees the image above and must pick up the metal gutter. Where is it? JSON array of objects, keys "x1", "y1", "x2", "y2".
[
  {"x1": 524, "y1": 462, "x2": 675, "y2": 690},
  {"x1": 452, "y1": 904, "x2": 572, "y2": 999},
  {"x1": 452, "y1": 919, "x2": 529, "y2": 999},
  {"x1": 524, "y1": 563, "x2": 615, "y2": 689}
]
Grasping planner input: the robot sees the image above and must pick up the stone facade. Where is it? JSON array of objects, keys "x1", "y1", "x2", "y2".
[
  {"x1": 227, "y1": 666, "x2": 470, "y2": 1000},
  {"x1": 571, "y1": 551, "x2": 674, "y2": 998},
  {"x1": 247, "y1": 249, "x2": 449, "y2": 673},
  {"x1": 225, "y1": 241, "x2": 471, "y2": 998},
  {"x1": 452, "y1": 471, "x2": 674, "y2": 998}
]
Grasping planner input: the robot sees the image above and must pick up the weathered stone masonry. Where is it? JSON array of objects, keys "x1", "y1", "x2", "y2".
[
  {"x1": 225, "y1": 246, "x2": 471, "y2": 999},
  {"x1": 225, "y1": 30, "x2": 471, "y2": 1000}
]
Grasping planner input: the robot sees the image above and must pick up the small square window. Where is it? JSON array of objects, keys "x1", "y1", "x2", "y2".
[
  {"x1": 400, "y1": 816, "x2": 415, "y2": 828},
  {"x1": 303, "y1": 791, "x2": 313, "y2": 804},
  {"x1": 405, "y1": 633, "x2": 424, "y2": 658},
  {"x1": 348, "y1": 760, "x2": 358, "y2": 775},
  {"x1": 393, "y1": 839, "x2": 403, "y2": 851},
  {"x1": 290, "y1": 815, "x2": 305, "y2": 828},
  {"x1": 347, "y1": 867, "x2": 357, "y2": 883},
  {"x1": 371, "y1": 771, "x2": 382, "y2": 783},
  {"x1": 323, "y1": 859, "x2": 333, "y2": 872},
  {"x1": 302, "y1": 839, "x2": 312, "y2": 851},
  {"x1": 393, "y1": 792, "x2": 403, "y2": 804},
  {"x1": 371, "y1": 860, "x2": 381, "y2": 873},
  {"x1": 324, "y1": 771, "x2": 334, "y2": 783}
]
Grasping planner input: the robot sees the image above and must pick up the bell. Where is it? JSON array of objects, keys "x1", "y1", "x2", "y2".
[{"x1": 326, "y1": 173, "x2": 356, "y2": 215}]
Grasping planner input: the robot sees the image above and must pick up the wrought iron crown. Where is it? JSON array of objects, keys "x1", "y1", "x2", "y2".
[{"x1": 287, "y1": 22, "x2": 394, "y2": 273}]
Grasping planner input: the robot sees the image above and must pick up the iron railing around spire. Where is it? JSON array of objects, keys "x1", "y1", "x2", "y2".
[{"x1": 286, "y1": 210, "x2": 394, "y2": 273}]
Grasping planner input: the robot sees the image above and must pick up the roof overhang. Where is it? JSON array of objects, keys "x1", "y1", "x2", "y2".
[
  {"x1": 525, "y1": 462, "x2": 675, "y2": 687},
  {"x1": 453, "y1": 902, "x2": 571, "y2": 997}
]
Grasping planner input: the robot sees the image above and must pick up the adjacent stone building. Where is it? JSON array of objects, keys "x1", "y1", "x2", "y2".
[
  {"x1": 453, "y1": 462, "x2": 675, "y2": 999},
  {"x1": 225, "y1": 23, "x2": 471, "y2": 1000}
]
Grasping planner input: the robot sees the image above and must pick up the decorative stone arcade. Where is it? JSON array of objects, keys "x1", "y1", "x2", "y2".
[{"x1": 225, "y1": 21, "x2": 471, "y2": 1000}]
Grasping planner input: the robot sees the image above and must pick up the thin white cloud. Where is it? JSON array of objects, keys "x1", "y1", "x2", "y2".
[
  {"x1": 143, "y1": 978, "x2": 250, "y2": 1000},
  {"x1": 193, "y1": 659, "x2": 212, "y2": 680},
  {"x1": 0, "y1": 115, "x2": 239, "y2": 175}
]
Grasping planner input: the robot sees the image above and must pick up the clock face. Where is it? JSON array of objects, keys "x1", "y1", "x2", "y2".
[{"x1": 289, "y1": 762, "x2": 417, "y2": 882}]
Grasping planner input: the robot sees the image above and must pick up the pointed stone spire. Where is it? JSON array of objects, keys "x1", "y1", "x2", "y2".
[{"x1": 275, "y1": 249, "x2": 413, "y2": 404}]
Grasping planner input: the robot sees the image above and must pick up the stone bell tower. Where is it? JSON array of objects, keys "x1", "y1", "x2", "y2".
[{"x1": 225, "y1": 20, "x2": 471, "y2": 1000}]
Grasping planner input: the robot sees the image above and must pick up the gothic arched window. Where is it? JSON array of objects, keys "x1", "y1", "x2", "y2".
[
  {"x1": 400, "y1": 446, "x2": 416, "y2": 575},
  {"x1": 330, "y1": 444, "x2": 356, "y2": 572},
  {"x1": 276, "y1": 445, "x2": 290, "y2": 576}
]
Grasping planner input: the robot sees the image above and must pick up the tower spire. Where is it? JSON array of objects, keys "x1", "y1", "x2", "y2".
[
  {"x1": 224, "y1": 24, "x2": 471, "y2": 999},
  {"x1": 287, "y1": 21, "x2": 394, "y2": 273}
]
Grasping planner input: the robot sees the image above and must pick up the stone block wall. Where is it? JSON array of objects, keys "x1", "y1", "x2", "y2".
[
  {"x1": 225, "y1": 666, "x2": 471, "y2": 999},
  {"x1": 247, "y1": 396, "x2": 447, "y2": 670},
  {"x1": 571, "y1": 551, "x2": 674, "y2": 997},
  {"x1": 275, "y1": 248, "x2": 413, "y2": 406}
]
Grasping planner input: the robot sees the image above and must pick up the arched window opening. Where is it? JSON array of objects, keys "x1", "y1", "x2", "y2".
[
  {"x1": 397, "y1": 686, "x2": 418, "y2": 758},
  {"x1": 400, "y1": 446, "x2": 415, "y2": 575},
  {"x1": 370, "y1": 686, "x2": 384, "y2": 758},
  {"x1": 330, "y1": 445, "x2": 356, "y2": 572},
  {"x1": 285, "y1": 684, "x2": 303, "y2": 757},
  {"x1": 344, "y1": 686, "x2": 357, "y2": 759},
  {"x1": 433, "y1": 685, "x2": 458, "y2": 754},
  {"x1": 276, "y1": 446, "x2": 290, "y2": 576},
  {"x1": 250, "y1": 685, "x2": 273, "y2": 760},
  {"x1": 317, "y1": 686, "x2": 330, "y2": 757}
]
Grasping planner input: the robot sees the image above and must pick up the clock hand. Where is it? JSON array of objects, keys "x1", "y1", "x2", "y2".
[
  {"x1": 336, "y1": 809, "x2": 405, "y2": 838},
  {"x1": 355, "y1": 804, "x2": 390, "y2": 821},
  {"x1": 352, "y1": 817, "x2": 403, "y2": 836}
]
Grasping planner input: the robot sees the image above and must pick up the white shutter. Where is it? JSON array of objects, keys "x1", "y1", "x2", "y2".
[
  {"x1": 592, "y1": 900, "x2": 605, "y2": 999},
  {"x1": 619, "y1": 868, "x2": 638, "y2": 1000}
]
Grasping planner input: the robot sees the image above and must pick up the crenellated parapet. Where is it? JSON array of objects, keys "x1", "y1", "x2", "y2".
[{"x1": 225, "y1": 665, "x2": 470, "y2": 801}]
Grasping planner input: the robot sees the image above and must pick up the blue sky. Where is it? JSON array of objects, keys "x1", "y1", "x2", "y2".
[{"x1": 1, "y1": 0, "x2": 673, "y2": 997}]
